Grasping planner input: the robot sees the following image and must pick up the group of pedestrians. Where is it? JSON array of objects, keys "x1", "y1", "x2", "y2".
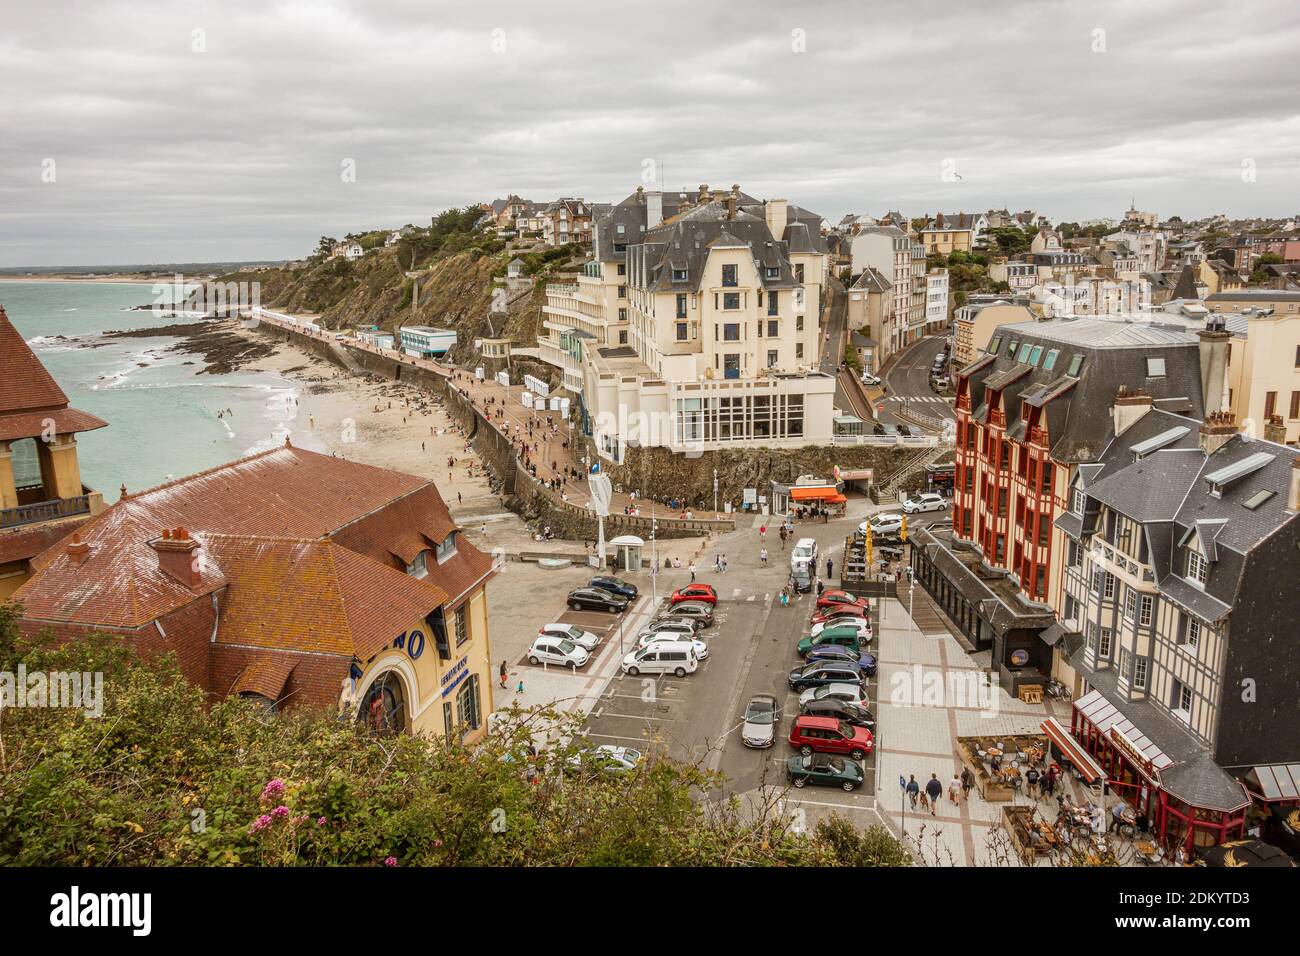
[{"x1": 905, "y1": 768, "x2": 976, "y2": 815}]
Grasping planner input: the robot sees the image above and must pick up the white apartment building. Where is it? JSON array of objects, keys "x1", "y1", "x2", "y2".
[
  {"x1": 548, "y1": 184, "x2": 834, "y2": 460},
  {"x1": 925, "y1": 269, "x2": 950, "y2": 332},
  {"x1": 849, "y1": 226, "x2": 913, "y2": 358}
]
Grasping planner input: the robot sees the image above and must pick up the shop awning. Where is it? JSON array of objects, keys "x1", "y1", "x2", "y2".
[
  {"x1": 1038, "y1": 621, "x2": 1077, "y2": 647},
  {"x1": 1073, "y1": 689, "x2": 1175, "y2": 774},
  {"x1": 790, "y1": 486, "x2": 839, "y2": 502},
  {"x1": 1040, "y1": 716, "x2": 1105, "y2": 784}
]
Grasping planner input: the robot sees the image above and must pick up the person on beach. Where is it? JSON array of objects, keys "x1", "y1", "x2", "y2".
[{"x1": 499, "y1": 660, "x2": 508, "y2": 689}]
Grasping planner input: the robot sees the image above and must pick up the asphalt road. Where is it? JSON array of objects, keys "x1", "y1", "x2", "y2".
[{"x1": 877, "y1": 334, "x2": 955, "y2": 430}]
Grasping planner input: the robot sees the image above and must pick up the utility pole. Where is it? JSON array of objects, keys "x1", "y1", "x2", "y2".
[{"x1": 713, "y1": 467, "x2": 719, "y2": 514}]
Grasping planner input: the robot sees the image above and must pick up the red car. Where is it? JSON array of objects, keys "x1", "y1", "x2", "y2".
[
  {"x1": 670, "y1": 583, "x2": 717, "y2": 605},
  {"x1": 788, "y1": 715, "x2": 874, "y2": 760},
  {"x1": 815, "y1": 590, "x2": 869, "y2": 612},
  {"x1": 806, "y1": 613, "x2": 868, "y2": 629}
]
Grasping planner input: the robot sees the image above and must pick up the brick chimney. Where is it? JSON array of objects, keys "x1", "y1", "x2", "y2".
[
  {"x1": 646, "y1": 190, "x2": 663, "y2": 229},
  {"x1": 765, "y1": 198, "x2": 789, "y2": 240},
  {"x1": 1112, "y1": 385, "x2": 1153, "y2": 437},
  {"x1": 65, "y1": 533, "x2": 91, "y2": 566},
  {"x1": 936, "y1": 212, "x2": 945, "y2": 229},
  {"x1": 698, "y1": 183, "x2": 710, "y2": 204},
  {"x1": 1263, "y1": 414, "x2": 1287, "y2": 444},
  {"x1": 1198, "y1": 409, "x2": 1238, "y2": 456},
  {"x1": 1197, "y1": 317, "x2": 1230, "y2": 413},
  {"x1": 150, "y1": 527, "x2": 202, "y2": 588},
  {"x1": 1291, "y1": 456, "x2": 1300, "y2": 512}
]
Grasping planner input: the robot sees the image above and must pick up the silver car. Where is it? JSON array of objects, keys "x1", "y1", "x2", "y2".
[
  {"x1": 657, "y1": 601, "x2": 713, "y2": 628},
  {"x1": 741, "y1": 694, "x2": 781, "y2": 748}
]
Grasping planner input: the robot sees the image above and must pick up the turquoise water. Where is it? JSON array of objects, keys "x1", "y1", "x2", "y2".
[{"x1": 1, "y1": 281, "x2": 300, "y2": 498}]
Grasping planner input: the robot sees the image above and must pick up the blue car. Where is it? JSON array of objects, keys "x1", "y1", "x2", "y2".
[
  {"x1": 804, "y1": 644, "x2": 878, "y2": 676},
  {"x1": 588, "y1": 576, "x2": 637, "y2": 600}
]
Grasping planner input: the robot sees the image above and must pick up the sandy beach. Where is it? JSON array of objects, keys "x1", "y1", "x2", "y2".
[{"x1": 238, "y1": 330, "x2": 499, "y2": 516}]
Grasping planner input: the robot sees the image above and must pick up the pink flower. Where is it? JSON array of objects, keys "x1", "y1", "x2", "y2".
[
  {"x1": 248, "y1": 814, "x2": 273, "y2": 835},
  {"x1": 272, "y1": 805, "x2": 290, "y2": 818},
  {"x1": 383, "y1": 856, "x2": 398, "y2": 867},
  {"x1": 316, "y1": 816, "x2": 327, "y2": 826},
  {"x1": 260, "y1": 779, "x2": 286, "y2": 804}
]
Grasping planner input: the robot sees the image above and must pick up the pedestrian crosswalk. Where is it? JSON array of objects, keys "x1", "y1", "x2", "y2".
[{"x1": 886, "y1": 395, "x2": 951, "y2": 405}]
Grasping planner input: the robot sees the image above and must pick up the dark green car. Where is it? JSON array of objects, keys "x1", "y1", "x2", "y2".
[
  {"x1": 785, "y1": 753, "x2": 865, "y2": 792},
  {"x1": 796, "y1": 626, "x2": 864, "y2": 657}
]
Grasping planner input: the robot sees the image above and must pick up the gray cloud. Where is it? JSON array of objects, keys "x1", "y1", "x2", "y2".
[{"x1": 1, "y1": 0, "x2": 1297, "y2": 266}]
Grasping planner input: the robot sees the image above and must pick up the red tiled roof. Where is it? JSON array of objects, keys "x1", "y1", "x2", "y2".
[
  {"x1": 14, "y1": 444, "x2": 487, "y2": 636},
  {"x1": 231, "y1": 653, "x2": 297, "y2": 700},
  {"x1": 0, "y1": 306, "x2": 71, "y2": 414},
  {"x1": 0, "y1": 517, "x2": 87, "y2": 567},
  {"x1": 0, "y1": 407, "x2": 108, "y2": 442},
  {"x1": 205, "y1": 535, "x2": 447, "y2": 659}
]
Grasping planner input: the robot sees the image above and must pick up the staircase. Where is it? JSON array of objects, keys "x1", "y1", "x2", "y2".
[{"x1": 878, "y1": 446, "x2": 948, "y2": 499}]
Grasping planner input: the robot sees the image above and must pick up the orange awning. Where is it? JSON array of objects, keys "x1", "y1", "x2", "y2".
[
  {"x1": 823, "y1": 493, "x2": 847, "y2": 504},
  {"x1": 1040, "y1": 717, "x2": 1105, "y2": 784},
  {"x1": 790, "y1": 486, "x2": 838, "y2": 502}
]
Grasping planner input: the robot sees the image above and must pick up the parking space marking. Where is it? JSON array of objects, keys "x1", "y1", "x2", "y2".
[{"x1": 585, "y1": 732, "x2": 655, "y2": 744}]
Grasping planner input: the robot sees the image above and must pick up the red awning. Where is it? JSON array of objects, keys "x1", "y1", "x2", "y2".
[
  {"x1": 1040, "y1": 717, "x2": 1105, "y2": 784},
  {"x1": 823, "y1": 493, "x2": 847, "y2": 504},
  {"x1": 790, "y1": 486, "x2": 838, "y2": 502}
]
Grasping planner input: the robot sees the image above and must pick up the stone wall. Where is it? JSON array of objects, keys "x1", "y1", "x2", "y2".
[{"x1": 593, "y1": 441, "x2": 916, "y2": 509}]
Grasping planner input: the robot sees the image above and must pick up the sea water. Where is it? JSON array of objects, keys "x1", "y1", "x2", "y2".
[{"x1": 1, "y1": 280, "x2": 302, "y2": 497}]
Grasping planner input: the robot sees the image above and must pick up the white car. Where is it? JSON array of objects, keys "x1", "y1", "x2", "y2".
[
  {"x1": 570, "y1": 744, "x2": 643, "y2": 773},
  {"x1": 798, "y1": 682, "x2": 866, "y2": 709},
  {"x1": 538, "y1": 623, "x2": 600, "y2": 652},
  {"x1": 636, "y1": 620, "x2": 697, "y2": 640},
  {"x1": 636, "y1": 630, "x2": 709, "y2": 659},
  {"x1": 526, "y1": 635, "x2": 589, "y2": 669},
  {"x1": 903, "y1": 493, "x2": 948, "y2": 514},
  {"x1": 810, "y1": 618, "x2": 872, "y2": 642},
  {"x1": 860, "y1": 372, "x2": 881, "y2": 386},
  {"x1": 859, "y1": 513, "x2": 903, "y2": 537}
]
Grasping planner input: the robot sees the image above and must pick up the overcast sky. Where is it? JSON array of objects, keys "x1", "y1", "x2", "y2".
[{"x1": 2, "y1": 0, "x2": 1298, "y2": 267}]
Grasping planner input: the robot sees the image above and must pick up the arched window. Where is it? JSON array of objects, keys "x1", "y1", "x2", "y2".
[{"x1": 358, "y1": 672, "x2": 407, "y2": 736}]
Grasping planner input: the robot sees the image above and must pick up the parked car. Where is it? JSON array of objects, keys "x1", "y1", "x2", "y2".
[
  {"x1": 930, "y1": 375, "x2": 950, "y2": 391},
  {"x1": 903, "y1": 492, "x2": 948, "y2": 514},
  {"x1": 872, "y1": 422, "x2": 899, "y2": 437},
  {"x1": 588, "y1": 576, "x2": 638, "y2": 600},
  {"x1": 804, "y1": 644, "x2": 878, "y2": 675},
  {"x1": 567, "y1": 587, "x2": 628, "y2": 613},
  {"x1": 527, "y1": 635, "x2": 590, "y2": 670},
  {"x1": 896, "y1": 423, "x2": 912, "y2": 437},
  {"x1": 815, "y1": 589, "x2": 868, "y2": 611},
  {"x1": 635, "y1": 630, "x2": 709, "y2": 660},
  {"x1": 570, "y1": 745, "x2": 642, "y2": 774},
  {"x1": 860, "y1": 513, "x2": 903, "y2": 537},
  {"x1": 811, "y1": 605, "x2": 871, "y2": 625},
  {"x1": 741, "y1": 694, "x2": 781, "y2": 749},
  {"x1": 809, "y1": 619, "x2": 872, "y2": 644},
  {"x1": 787, "y1": 660, "x2": 865, "y2": 692},
  {"x1": 797, "y1": 682, "x2": 865, "y2": 709},
  {"x1": 860, "y1": 372, "x2": 881, "y2": 387},
  {"x1": 786, "y1": 753, "x2": 865, "y2": 791},
  {"x1": 621, "y1": 640, "x2": 699, "y2": 677},
  {"x1": 637, "y1": 619, "x2": 698, "y2": 640},
  {"x1": 669, "y1": 583, "x2": 717, "y2": 605},
  {"x1": 797, "y1": 626, "x2": 867, "y2": 657},
  {"x1": 800, "y1": 697, "x2": 876, "y2": 729},
  {"x1": 790, "y1": 537, "x2": 818, "y2": 569},
  {"x1": 538, "y1": 623, "x2": 600, "y2": 652},
  {"x1": 659, "y1": 600, "x2": 713, "y2": 628},
  {"x1": 787, "y1": 715, "x2": 874, "y2": 760}
]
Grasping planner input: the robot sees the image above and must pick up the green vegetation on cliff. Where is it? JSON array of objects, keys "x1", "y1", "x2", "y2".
[{"x1": 0, "y1": 607, "x2": 910, "y2": 867}]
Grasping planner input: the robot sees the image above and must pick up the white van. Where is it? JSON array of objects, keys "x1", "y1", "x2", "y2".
[
  {"x1": 621, "y1": 640, "x2": 699, "y2": 677},
  {"x1": 790, "y1": 537, "x2": 819, "y2": 571}
]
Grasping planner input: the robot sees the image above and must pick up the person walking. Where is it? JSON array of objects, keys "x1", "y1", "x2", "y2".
[
  {"x1": 826, "y1": 556, "x2": 834, "y2": 579},
  {"x1": 906, "y1": 774, "x2": 920, "y2": 810},
  {"x1": 688, "y1": 561, "x2": 697, "y2": 583},
  {"x1": 759, "y1": 546, "x2": 768, "y2": 567},
  {"x1": 961, "y1": 766, "x2": 975, "y2": 801},
  {"x1": 759, "y1": 524, "x2": 766, "y2": 540},
  {"x1": 949, "y1": 773, "x2": 962, "y2": 805},
  {"x1": 499, "y1": 660, "x2": 508, "y2": 689},
  {"x1": 1025, "y1": 766, "x2": 1040, "y2": 800},
  {"x1": 720, "y1": 554, "x2": 727, "y2": 573},
  {"x1": 925, "y1": 774, "x2": 943, "y2": 815}
]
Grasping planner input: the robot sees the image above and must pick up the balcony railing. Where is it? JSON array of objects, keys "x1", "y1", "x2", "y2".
[{"x1": 1, "y1": 494, "x2": 92, "y2": 530}]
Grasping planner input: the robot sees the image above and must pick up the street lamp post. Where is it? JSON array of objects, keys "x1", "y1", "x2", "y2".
[{"x1": 713, "y1": 468, "x2": 718, "y2": 514}]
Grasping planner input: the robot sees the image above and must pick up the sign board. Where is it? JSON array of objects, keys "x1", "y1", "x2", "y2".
[
  {"x1": 743, "y1": 488, "x2": 757, "y2": 505},
  {"x1": 588, "y1": 473, "x2": 612, "y2": 517},
  {"x1": 1108, "y1": 726, "x2": 1156, "y2": 778}
]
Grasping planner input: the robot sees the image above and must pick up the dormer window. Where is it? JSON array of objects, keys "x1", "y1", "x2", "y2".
[
  {"x1": 1072, "y1": 488, "x2": 1086, "y2": 515},
  {"x1": 672, "y1": 268, "x2": 688, "y2": 282},
  {"x1": 406, "y1": 550, "x2": 429, "y2": 579},
  {"x1": 1146, "y1": 357, "x2": 1166, "y2": 377},
  {"x1": 436, "y1": 531, "x2": 459, "y2": 564},
  {"x1": 765, "y1": 266, "x2": 779, "y2": 279},
  {"x1": 1185, "y1": 549, "x2": 1207, "y2": 587}
]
